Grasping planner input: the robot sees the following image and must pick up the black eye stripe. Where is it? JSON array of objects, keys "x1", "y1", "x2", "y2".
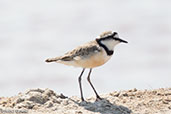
[
  {"x1": 100, "y1": 36, "x2": 113, "y2": 41},
  {"x1": 99, "y1": 32, "x2": 118, "y2": 41}
]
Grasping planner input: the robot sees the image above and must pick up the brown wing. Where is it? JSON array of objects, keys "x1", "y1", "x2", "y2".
[{"x1": 61, "y1": 41, "x2": 101, "y2": 61}]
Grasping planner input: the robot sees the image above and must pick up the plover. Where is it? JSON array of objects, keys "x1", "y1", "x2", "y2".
[{"x1": 45, "y1": 31, "x2": 128, "y2": 101}]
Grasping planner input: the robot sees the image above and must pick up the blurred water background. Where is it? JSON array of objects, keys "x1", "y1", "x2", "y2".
[{"x1": 0, "y1": 0, "x2": 171, "y2": 97}]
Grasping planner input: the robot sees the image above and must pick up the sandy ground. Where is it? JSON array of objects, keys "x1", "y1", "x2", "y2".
[{"x1": 0, "y1": 88, "x2": 171, "y2": 114}]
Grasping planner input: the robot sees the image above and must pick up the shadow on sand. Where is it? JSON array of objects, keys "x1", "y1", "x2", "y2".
[{"x1": 69, "y1": 98, "x2": 132, "y2": 114}]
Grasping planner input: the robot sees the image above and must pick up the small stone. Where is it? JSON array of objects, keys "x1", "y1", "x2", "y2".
[
  {"x1": 157, "y1": 92, "x2": 164, "y2": 96},
  {"x1": 122, "y1": 100, "x2": 126, "y2": 103},
  {"x1": 17, "y1": 101, "x2": 35, "y2": 109},
  {"x1": 59, "y1": 93, "x2": 68, "y2": 99},
  {"x1": 114, "y1": 92, "x2": 120, "y2": 97},
  {"x1": 28, "y1": 95, "x2": 45, "y2": 104},
  {"x1": 2, "y1": 101, "x2": 7, "y2": 104},
  {"x1": 128, "y1": 88, "x2": 137, "y2": 92},
  {"x1": 62, "y1": 100, "x2": 69, "y2": 106},
  {"x1": 122, "y1": 93, "x2": 128, "y2": 97},
  {"x1": 130, "y1": 96, "x2": 134, "y2": 99},
  {"x1": 133, "y1": 88, "x2": 137, "y2": 92},
  {"x1": 152, "y1": 90, "x2": 157, "y2": 95},
  {"x1": 162, "y1": 100, "x2": 169, "y2": 104},
  {"x1": 16, "y1": 98, "x2": 24, "y2": 104},
  {"x1": 165, "y1": 99, "x2": 171, "y2": 102},
  {"x1": 137, "y1": 95, "x2": 141, "y2": 98},
  {"x1": 164, "y1": 92, "x2": 171, "y2": 96},
  {"x1": 75, "y1": 111, "x2": 82, "y2": 114},
  {"x1": 52, "y1": 98, "x2": 61, "y2": 104},
  {"x1": 45, "y1": 101, "x2": 53, "y2": 108},
  {"x1": 168, "y1": 106, "x2": 171, "y2": 109},
  {"x1": 44, "y1": 89, "x2": 56, "y2": 97},
  {"x1": 26, "y1": 88, "x2": 44, "y2": 94}
]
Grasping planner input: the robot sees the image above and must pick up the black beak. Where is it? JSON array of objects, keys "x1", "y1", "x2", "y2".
[{"x1": 114, "y1": 38, "x2": 128, "y2": 43}]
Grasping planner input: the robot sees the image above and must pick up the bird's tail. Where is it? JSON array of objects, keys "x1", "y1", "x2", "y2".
[{"x1": 45, "y1": 57, "x2": 61, "y2": 63}]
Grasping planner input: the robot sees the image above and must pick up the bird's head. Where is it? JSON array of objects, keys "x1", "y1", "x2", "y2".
[{"x1": 96, "y1": 31, "x2": 128, "y2": 50}]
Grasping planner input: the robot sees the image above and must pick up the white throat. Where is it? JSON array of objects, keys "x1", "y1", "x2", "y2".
[{"x1": 101, "y1": 40, "x2": 120, "y2": 51}]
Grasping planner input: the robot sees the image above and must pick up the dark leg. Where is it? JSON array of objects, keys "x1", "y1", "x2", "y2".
[
  {"x1": 78, "y1": 68, "x2": 85, "y2": 101},
  {"x1": 87, "y1": 68, "x2": 102, "y2": 100}
]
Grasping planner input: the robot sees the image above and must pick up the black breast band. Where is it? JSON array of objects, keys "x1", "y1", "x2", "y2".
[{"x1": 96, "y1": 39, "x2": 114, "y2": 56}]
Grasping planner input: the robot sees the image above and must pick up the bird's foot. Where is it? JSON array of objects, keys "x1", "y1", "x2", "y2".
[
  {"x1": 96, "y1": 95, "x2": 102, "y2": 101},
  {"x1": 81, "y1": 97, "x2": 85, "y2": 102}
]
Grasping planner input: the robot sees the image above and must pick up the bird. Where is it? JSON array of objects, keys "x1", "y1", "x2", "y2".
[{"x1": 45, "y1": 31, "x2": 128, "y2": 101}]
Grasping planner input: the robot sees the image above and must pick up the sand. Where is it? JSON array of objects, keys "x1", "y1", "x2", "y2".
[{"x1": 0, "y1": 88, "x2": 171, "y2": 114}]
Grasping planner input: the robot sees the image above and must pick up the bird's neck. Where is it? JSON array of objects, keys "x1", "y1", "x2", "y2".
[{"x1": 96, "y1": 39, "x2": 114, "y2": 56}]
